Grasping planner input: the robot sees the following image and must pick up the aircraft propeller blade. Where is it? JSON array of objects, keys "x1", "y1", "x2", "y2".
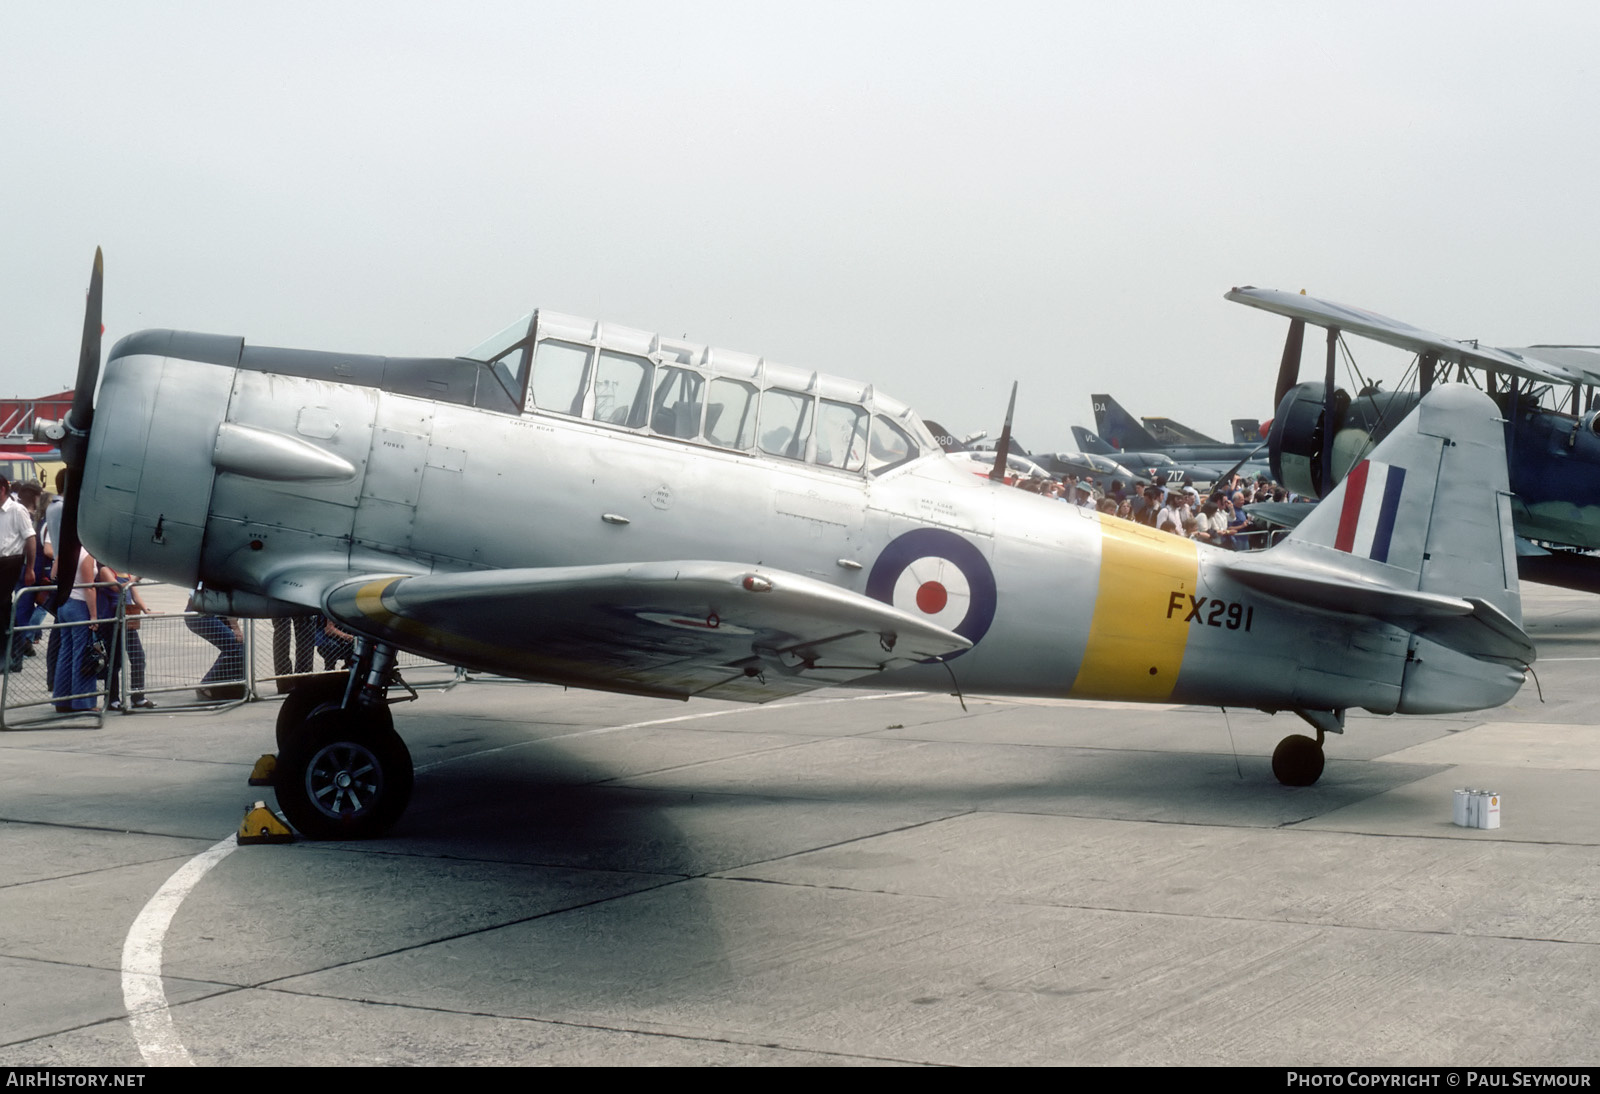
[
  {"x1": 1274, "y1": 318, "x2": 1305, "y2": 409},
  {"x1": 989, "y1": 382, "x2": 1018, "y2": 483},
  {"x1": 52, "y1": 248, "x2": 103, "y2": 611}
]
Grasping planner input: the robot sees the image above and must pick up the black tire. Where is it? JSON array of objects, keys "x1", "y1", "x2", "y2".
[
  {"x1": 1271, "y1": 733, "x2": 1325, "y2": 787},
  {"x1": 274, "y1": 710, "x2": 414, "y2": 840},
  {"x1": 275, "y1": 673, "x2": 392, "y2": 751}
]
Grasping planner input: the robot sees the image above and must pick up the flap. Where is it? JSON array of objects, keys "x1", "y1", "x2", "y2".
[{"x1": 319, "y1": 560, "x2": 970, "y2": 702}]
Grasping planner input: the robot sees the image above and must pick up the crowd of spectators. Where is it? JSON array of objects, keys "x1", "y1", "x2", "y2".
[{"x1": 1003, "y1": 466, "x2": 1303, "y2": 550}]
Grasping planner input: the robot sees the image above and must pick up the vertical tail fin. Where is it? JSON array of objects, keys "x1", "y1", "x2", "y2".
[
  {"x1": 1278, "y1": 385, "x2": 1518, "y2": 624},
  {"x1": 1072, "y1": 425, "x2": 1115, "y2": 455},
  {"x1": 1142, "y1": 416, "x2": 1218, "y2": 445},
  {"x1": 1226, "y1": 384, "x2": 1527, "y2": 715},
  {"x1": 1091, "y1": 394, "x2": 1161, "y2": 452}
]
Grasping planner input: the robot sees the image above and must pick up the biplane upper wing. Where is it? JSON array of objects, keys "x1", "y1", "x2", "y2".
[
  {"x1": 1225, "y1": 287, "x2": 1591, "y2": 388},
  {"x1": 1503, "y1": 345, "x2": 1600, "y2": 388},
  {"x1": 283, "y1": 561, "x2": 969, "y2": 703}
]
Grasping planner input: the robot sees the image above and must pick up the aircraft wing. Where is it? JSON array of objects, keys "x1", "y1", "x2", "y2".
[
  {"x1": 1503, "y1": 345, "x2": 1600, "y2": 388},
  {"x1": 310, "y1": 561, "x2": 970, "y2": 702},
  {"x1": 1226, "y1": 287, "x2": 1589, "y2": 388}
]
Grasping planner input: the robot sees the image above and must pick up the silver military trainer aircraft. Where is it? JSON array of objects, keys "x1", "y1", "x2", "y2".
[{"x1": 46, "y1": 253, "x2": 1533, "y2": 838}]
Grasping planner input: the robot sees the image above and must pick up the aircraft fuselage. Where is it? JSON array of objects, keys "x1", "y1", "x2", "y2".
[{"x1": 81, "y1": 328, "x2": 1517, "y2": 718}]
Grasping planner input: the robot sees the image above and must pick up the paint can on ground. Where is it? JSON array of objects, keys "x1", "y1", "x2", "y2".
[{"x1": 1453, "y1": 788, "x2": 1501, "y2": 829}]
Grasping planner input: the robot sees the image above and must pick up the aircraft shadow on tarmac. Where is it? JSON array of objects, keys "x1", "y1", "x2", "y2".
[{"x1": 379, "y1": 730, "x2": 1450, "y2": 870}]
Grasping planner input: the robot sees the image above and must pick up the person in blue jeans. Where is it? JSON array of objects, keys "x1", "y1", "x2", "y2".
[
  {"x1": 52, "y1": 548, "x2": 99, "y2": 713},
  {"x1": 104, "y1": 568, "x2": 155, "y2": 711},
  {"x1": 184, "y1": 590, "x2": 244, "y2": 701}
]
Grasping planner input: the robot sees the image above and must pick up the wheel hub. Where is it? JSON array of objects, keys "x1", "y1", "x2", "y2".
[{"x1": 306, "y1": 742, "x2": 383, "y2": 818}]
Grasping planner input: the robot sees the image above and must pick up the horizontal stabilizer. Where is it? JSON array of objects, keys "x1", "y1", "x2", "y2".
[
  {"x1": 1226, "y1": 557, "x2": 1534, "y2": 664},
  {"x1": 319, "y1": 560, "x2": 970, "y2": 702}
]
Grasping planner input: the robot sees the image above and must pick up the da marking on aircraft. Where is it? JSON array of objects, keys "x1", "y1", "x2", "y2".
[{"x1": 44, "y1": 253, "x2": 1533, "y2": 838}]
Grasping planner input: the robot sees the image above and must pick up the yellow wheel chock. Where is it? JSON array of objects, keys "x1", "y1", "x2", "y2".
[
  {"x1": 247, "y1": 753, "x2": 277, "y2": 787},
  {"x1": 238, "y1": 800, "x2": 294, "y2": 845}
]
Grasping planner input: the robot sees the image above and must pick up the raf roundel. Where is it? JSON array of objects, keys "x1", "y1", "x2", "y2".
[{"x1": 866, "y1": 528, "x2": 998, "y2": 657}]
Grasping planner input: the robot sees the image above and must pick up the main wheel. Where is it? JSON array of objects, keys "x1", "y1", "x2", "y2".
[
  {"x1": 275, "y1": 710, "x2": 414, "y2": 839},
  {"x1": 1271, "y1": 733, "x2": 1325, "y2": 787},
  {"x1": 275, "y1": 673, "x2": 391, "y2": 751}
]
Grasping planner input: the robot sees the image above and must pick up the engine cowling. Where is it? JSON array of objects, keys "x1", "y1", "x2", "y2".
[
  {"x1": 1266, "y1": 382, "x2": 1348, "y2": 498},
  {"x1": 1268, "y1": 382, "x2": 1422, "y2": 499}
]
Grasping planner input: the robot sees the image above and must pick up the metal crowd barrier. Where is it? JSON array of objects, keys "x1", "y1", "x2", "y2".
[{"x1": 1, "y1": 581, "x2": 461, "y2": 729}]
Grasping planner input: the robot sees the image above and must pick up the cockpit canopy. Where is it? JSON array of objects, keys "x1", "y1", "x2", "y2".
[{"x1": 463, "y1": 310, "x2": 936, "y2": 477}]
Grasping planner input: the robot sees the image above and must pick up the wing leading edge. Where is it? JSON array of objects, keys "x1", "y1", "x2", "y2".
[{"x1": 315, "y1": 560, "x2": 971, "y2": 702}]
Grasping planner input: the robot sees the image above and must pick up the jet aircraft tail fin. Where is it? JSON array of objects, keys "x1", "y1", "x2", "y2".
[
  {"x1": 1072, "y1": 425, "x2": 1115, "y2": 455},
  {"x1": 1142, "y1": 416, "x2": 1217, "y2": 445},
  {"x1": 1226, "y1": 384, "x2": 1529, "y2": 674},
  {"x1": 921, "y1": 419, "x2": 967, "y2": 453},
  {"x1": 1091, "y1": 394, "x2": 1161, "y2": 452}
]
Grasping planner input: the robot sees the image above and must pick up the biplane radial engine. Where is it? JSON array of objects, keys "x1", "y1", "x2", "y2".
[{"x1": 42, "y1": 253, "x2": 1533, "y2": 838}]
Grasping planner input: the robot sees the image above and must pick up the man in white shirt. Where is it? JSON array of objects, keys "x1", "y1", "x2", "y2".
[{"x1": 0, "y1": 476, "x2": 38, "y2": 672}]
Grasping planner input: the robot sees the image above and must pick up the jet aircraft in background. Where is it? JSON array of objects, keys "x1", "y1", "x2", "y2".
[
  {"x1": 1141, "y1": 416, "x2": 1222, "y2": 446},
  {"x1": 45, "y1": 253, "x2": 1533, "y2": 838},
  {"x1": 926, "y1": 419, "x2": 1155, "y2": 489},
  {"x1": 1137, "y1": 415, "x2": 1264, "y2": 447},
  {"x1": 1231, "y1": 418, "x2": 1264, "y2": 444},
  {"x1": 1228, "y1": 287, "x2": 1600, "y2": 593},
  {"x1": 1091, "y1": 394, "x2": 1270, "y2": 478},
  {"x1": 1070, "y1": 426, "x2": 1211, "y2": 487}
]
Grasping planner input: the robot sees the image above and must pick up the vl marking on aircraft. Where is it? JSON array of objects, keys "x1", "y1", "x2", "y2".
[{"x1": 46, "y1": 252, "x2": 1534, "y2": 838}]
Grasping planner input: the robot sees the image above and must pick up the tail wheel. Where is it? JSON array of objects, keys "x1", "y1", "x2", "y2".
[
  {"x1": 1271, "y1": 733, "x2": 1326, "y2": 787},
  {"x1": 275, "y1": 710, "x2": 413, "y2": 840}
]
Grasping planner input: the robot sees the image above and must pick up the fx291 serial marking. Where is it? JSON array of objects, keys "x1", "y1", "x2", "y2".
[{"x1": 1167, "y1": 592, "x2": 1254, "y2": 632}]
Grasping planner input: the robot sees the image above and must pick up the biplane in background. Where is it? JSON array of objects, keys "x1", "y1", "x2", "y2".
[
  {"x1": 1229, "y1": 288, "x2": 1600, "y2": 592},
  {"x1": 44, "y1": 254, "x2": 1533, "y2": 838}
]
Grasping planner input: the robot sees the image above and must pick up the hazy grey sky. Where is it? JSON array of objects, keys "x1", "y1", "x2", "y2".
[{"x1": 4, "y1": 1, "x2": 1597, "y2": 451}]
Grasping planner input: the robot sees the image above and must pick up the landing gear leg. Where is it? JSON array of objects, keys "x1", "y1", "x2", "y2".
[{"x1": 273, "y1": 640, "x2": 412, "y2": 839}]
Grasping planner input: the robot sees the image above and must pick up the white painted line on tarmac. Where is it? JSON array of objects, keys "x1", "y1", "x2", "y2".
[
  {"x1": 416, "y1": 690, "x2": 914, "y2": 772},
  {"x1": 121, "y1": 835, "x2": 237, "y2": 1066},
  {"x1": 116, "y1": 692, "x2": 911, "y2": 1062}
]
